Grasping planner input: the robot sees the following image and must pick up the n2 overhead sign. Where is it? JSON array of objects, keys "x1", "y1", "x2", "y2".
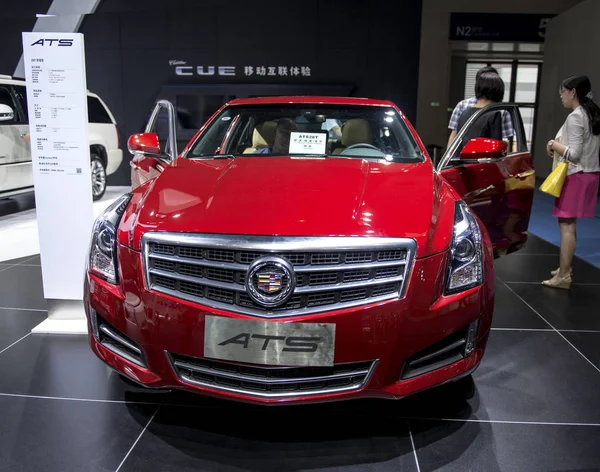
[{"x1": 450, "y1": 13, "x2": 555, "y2": 42}]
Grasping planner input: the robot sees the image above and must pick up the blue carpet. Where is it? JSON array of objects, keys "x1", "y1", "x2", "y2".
[{"x1": 527, "y1": 180, "x2": 600, "y2": 269}]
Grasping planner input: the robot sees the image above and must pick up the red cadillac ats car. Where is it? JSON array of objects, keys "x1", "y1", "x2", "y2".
[{"x1": 84, "y1": 96, "x2": 535, "y2": 404}]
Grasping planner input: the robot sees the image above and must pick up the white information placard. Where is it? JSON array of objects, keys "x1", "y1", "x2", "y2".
[
  {"x1": 289, "y1": 132, "x2": 327, "y2": 155},
  {"x1": 22, "y1": 33, "x2": 93, "y2": 301}
]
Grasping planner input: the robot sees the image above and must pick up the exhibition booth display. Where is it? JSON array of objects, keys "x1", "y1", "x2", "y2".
[
  {"x1": 21, "y1": 32, "x2": 94, "y2": 334},
  {"x1": 22, "y1": 32, "x2": 536, "y2": 406}
]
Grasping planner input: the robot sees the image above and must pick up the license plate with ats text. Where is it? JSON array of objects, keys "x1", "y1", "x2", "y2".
[{"x1": 203, "y1": 315, "x2": 336, "y2": 367}]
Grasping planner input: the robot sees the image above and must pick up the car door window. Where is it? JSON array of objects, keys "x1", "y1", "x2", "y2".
[
  {"x1": 11, "y1": 85, "x2": 29, "y2": 123},
  {"x1": 440, "y1": 105, "x2": 527, "y2": 170},
  {"x1": 87, "y1": 96, "x2": 112, "y2": 124},
  {"x1": 0, "y1": 86, "x2": 20, "y2": 124}
]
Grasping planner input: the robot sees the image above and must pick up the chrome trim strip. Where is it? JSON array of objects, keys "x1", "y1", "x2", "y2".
[
  {"x1": 173, "y1": 360, "x2": 370, "y2": 384},
  {"x1": 99, "y1": 324, "x2": 142, "y2": 355},
  {"x1": 295, "y1": 260, "x2": 406, "y2": 273},
  {"x1": 100, "y1": 341, "x2": 146, "y2": 368},
  {"x1": 90, "y1": 308, "x2": 100, "y2": 340},
  {"x1": 149, "y1": 268, "x2": 246, "y2": 293},
  {"x1": 150, "y1": 285, "x2": 401, "y2": 318},
  {"x1": 148, "y1": 251, "x2": 406, "y2": 273},
  {"x1": 408, "y1": 339, "x2": 466, "y2": 367},
  {"x1": 150, "y1": 267, "x2": 401, "y2": 296},
  {"x1": 148, "y1": 253, "x2": 248, "y2": 271},
  {"x1": 469, "y1": 199, "x2": 492, "y2": 208},
  {"x1": 170, "y1": 357, "x2": 379, "y2": 399},
  {"x1": 142, "y1": 232, "x2": 416, "y2": 253},
  {"x1": 144, "y1": 99, "x2": 178, "y2": 160},
  {"x1": 178, "y1": 374, "x2": 364, "y2": 398},
  {"x1": 294, "y1": 276, "x2": 403, "y2": 294}
]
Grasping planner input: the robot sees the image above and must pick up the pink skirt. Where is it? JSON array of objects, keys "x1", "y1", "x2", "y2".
[{"x1": 553, "y1": 171, "x2": 600, "y2": 218}]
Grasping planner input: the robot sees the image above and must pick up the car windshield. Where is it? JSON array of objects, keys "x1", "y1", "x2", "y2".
[{"x1": 185, "y1": 104, "x2": 424, "y2": 162}]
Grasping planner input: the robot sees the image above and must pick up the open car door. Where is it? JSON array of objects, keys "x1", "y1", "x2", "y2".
[
  {"x1": 129, "y1": 100, "x2": 178, "y2": 189},
  {"x1": 438, "y1": 103, "x2": 535, "y2": 257}
]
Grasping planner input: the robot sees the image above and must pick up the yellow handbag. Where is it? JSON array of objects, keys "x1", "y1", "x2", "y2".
[{"x1": 539, "y1": 159, "x2": 568, "y2": 197}]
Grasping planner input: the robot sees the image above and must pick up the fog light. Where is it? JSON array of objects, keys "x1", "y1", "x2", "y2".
[{"x1": 464, "y1": 319, "x2": 480, "y2": 356}]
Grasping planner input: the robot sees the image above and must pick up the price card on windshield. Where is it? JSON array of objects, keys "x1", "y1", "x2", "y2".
[{"x1": 289, "y1": 132, "x2": 327, "y2": 155}]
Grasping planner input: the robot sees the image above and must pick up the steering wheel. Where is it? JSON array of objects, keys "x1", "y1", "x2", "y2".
[{"x1": 344, "y1": 143, "x2": 381, "y2": 152}]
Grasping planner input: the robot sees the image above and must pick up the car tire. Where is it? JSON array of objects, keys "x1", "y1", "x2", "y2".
[{"x1": 91, "y1": 153, "x2": 107, "y2": 201}]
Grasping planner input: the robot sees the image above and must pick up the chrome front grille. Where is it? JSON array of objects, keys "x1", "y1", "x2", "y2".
[
  {"x1": 142, "y1": 233, "x2": 416, "y2": 318},
  {"x1": 168, "y1": 353, "x2": 378, "y2": 398}
]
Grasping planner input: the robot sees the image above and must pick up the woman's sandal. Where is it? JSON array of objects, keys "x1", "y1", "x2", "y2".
[
  {"x1": 551, "y1": 267, "x2": 573, "y2": 277},
  {"x1": 542, "y1": 273, "x2": 572, "y2": 290}
]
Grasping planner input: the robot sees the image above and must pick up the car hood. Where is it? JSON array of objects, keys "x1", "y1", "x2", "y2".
[{"x1": 129, "y1": 156, "x2": 455, "y2": 257}]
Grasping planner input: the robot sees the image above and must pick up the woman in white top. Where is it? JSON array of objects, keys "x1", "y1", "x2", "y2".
[{"x1": 544, "y1": 75, "x2": 600, "y2": 289}]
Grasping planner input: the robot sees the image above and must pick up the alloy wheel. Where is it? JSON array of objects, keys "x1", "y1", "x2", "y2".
[{"x1": 91, "y1": 157, "x2": 107, "y2": 199}]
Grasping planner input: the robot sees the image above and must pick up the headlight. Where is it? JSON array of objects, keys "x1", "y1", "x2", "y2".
[
  {"x1": 445, "y1": 201, "x2": 484, "y2": 294},
  {"x1": 88, "y1": 193, "x2": 132, "y2": 284}
]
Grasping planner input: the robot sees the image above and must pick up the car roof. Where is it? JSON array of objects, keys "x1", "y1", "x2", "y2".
[{"x1": 226, "y1": 96, "x2": 396, "y2": 107}]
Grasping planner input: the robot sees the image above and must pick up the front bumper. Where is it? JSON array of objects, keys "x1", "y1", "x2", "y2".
[{"x1": 85, "y1": 245, "x2": 494, "y2": 405}]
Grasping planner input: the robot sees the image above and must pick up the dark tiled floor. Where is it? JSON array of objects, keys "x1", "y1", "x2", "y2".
[
  {"x1": 0, "y1": 397, "x2": 156, "y2": 472},
  {"x1": 410, "y1": 420, "x2": 600, "y2": 472},
  {"x1": 0, "y1": 254, "x2": 40, "y2": 267},
  {"x1": 0, "y1": 308, "x2": 46, "y2": 352},
  {"x1": 0, "y1": 334, "x2": 166, "y2": 403},
  {"x1": 504, "y1": 282, "x2": 600, "y2": 331},
  {"x1": 118, "y1": 406, "x2": 418, "y2": 471},
  {"x1": 0, "y1": 234, "x2": 599, "y2": 471},
  {"x1": 490, "y1": 281, "x2": 549, "y2": 330},
  {"x1": 401, "y1": 330, "x2": 600, "y2": 424},
  {"x1": 494, "y1": 250, "x2": 600, "y2": 284},
  {"x1": 561, "y1": 331, "x2": 600, "y2": 370},
  {"x1": 0, "y1": 264, "x2": 46, "y2": 310}
]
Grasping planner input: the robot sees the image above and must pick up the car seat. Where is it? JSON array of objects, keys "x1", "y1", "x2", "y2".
[
  {"x1": 333, "y1": 119, "x2": 373, "y2": 154},
  {"x1": 243, "y1": 121, "x2": 277, "y2": 153}
]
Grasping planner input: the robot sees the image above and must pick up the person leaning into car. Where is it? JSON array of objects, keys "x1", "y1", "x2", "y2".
[{"x1": 447, "y1": 66, "x2": 514, "y2": 150}]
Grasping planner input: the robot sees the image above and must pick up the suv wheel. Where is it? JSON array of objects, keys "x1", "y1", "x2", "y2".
[{"x1": 91, "y1": 153, "x2": 107, "y2": 201}]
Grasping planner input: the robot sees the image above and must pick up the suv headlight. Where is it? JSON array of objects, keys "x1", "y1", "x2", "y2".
[
  {"x1": 445, "y1": 201, "x2": 484, "y2": 295},
  {"x1": 88, "y1": 193, "x2": 132, "y2": 284}
]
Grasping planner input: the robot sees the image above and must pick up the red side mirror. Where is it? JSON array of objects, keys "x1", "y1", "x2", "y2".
[
  {"x1": 460, "y1": 138, "x2": 507, "y2": 161},
  {"x1": 127, "y1": 133, "x2": 161, "y2": 156}
]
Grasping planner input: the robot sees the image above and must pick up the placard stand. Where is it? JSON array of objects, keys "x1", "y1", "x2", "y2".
[{"x1": 22, "y1": 32, "x2": 93, "y2": 335}]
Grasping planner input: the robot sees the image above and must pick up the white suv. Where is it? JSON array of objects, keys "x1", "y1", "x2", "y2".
[{"x1": 0, "y1": 74, "x2": 122, "y2": 201}]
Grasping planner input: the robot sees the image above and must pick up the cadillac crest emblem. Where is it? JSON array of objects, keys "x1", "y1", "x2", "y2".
[{"x1": 246, "y1": 257, "x2": 295, "y2": 308}]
